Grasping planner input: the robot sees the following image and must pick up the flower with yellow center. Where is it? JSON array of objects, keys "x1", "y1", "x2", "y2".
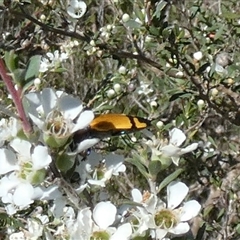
[{"x1": 131, "y1": 182, "x2": 201, "y2": 239}]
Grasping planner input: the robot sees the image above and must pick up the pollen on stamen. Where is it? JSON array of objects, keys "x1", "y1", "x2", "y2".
[{"x1": 45, "y1": 111, "x2": 69, "y2": 137}]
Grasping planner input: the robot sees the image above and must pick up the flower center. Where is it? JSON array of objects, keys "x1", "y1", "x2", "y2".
[
  {"x1": 91, "y1": 231, "x2": 110, "y2": 240},
  {"x1": 94, "y1": 161, "x2": 107, "y2": 180},
  {"x1": 154, "y1": 209, "x2": 178, "y2": 229},
  {"x1": 75, "y1": 7, "x2": 83, "y2": 16},
  {"x1": 46, "y1": 111, "x2": 68, "y2": 137}
]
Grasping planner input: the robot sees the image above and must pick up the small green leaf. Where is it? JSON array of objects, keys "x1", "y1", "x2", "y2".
[
  {"x1": 153, "y1": 1, "x2": 168, "y2": 18},
  {"x1": 217, "y1": 208, "x2": 225, "y2": 220},
  {"x1": 24, "y1": 55, "x2": 41, "y2": 82},
  {"x1": 158, "y1": 168, "x2": 183, "y2": 192},
  {"x1": 12, "y1": 68, "x2": 25, "y2": 85},
  {"x1": 56, "y1": 153, "x2": 75, "y2": 172},
  {"x1": 134, "y1": 6, "x2": 144, "y2": 22},
  {"x1": 148, "y1": 160, "x2": 162, "y2": 177},
  {"x1": 214, "y1": 24, "x2": 225, "y2": 40},
  {"x1": 149, "y1": 26, "x2": 160, "y2": 36},
  {"x1": 236, "y1": 224, "x2": 240, "y2": 234},
  {"x1": 4, "y1": 50, "x2": 18, "y2": 73},
  {"x1": 222, "y1": 12, "x2": 240, "y2": 19},
  {"x1": 125, "y1": 20, "x2": 142, "y2": 29},
  {"x1": 126, "y1": 157, "x2": 149, "y2": 180}
]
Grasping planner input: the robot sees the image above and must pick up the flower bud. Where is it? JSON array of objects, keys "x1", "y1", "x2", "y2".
[
  {"x1": 156, "y1": 121, "x2": 164, "y2": 128},
  {"x1": 193, "y1": 51, "x2": 203, "y2": 61},
  {"x1": 122, "y1": 13, "x2": 130, "y2": 22},
  {"x1": 113, "y1": 83, "x2": 121, "y2": 93},
  {"x1": 107, "y1": 89, "x2": 115, "y2": 98},
  {"x1": 118, "y1": 66, "x2": 127, "y2": 75},
  {"x1": 197, "y1": 99, "x2": 205, "y2": 110},
  {"x1": 211, "y1": 88, "x2": 218, "y2": 97}
]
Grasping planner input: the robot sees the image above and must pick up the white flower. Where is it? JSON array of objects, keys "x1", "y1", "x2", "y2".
[
  {"x1": 27, "y1": 218, "x2": 44, "y2": 239},
  {"x1": 131, "y1": 182, "x2": 201, "y2": 239},
  {"x1": 0, "y1": 137, "x2": 56, "y2": 214},
  {"x1": 10, "y1": 138, "x2": 52, "y2": 171},
  {"x1": 160, "y1": 128, "x2": 198, "y2": 165},
  {"x1": 76, "y1": 152, "x2": 126, "y2": 187},
  {"x1": 67, "y1": 202, "x2": 132, "y2": 240},
  {"x1": 67, "y1": 0, "x2": 87, "y2": 19},
  {"x1": 93, "y1": 202, "x2": 132, "y2": 239},
  {"x1": 24, "y1": 88, "x2": 94, "y2": 150},
  {"x1": 0, "y1": 173, "x2": 37, "y2": 214},
  {"x1": 137, "y1": 82, "x2": 153, "y2": 95},
  {"x1": 66, "y1": 207, "x2": 92, "y2": 240},
  {"x1": 0, "y1": 138, "x2": 51, "y2": 176},
  {"x1": 39, "y1": 50, "x2": 68, "y2": 73}
]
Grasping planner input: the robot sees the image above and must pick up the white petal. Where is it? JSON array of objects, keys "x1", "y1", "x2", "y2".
[
  {"x1": 131, "y1": 188, "x2": 142, "y2": 203},
  {"x1": 154, "y1": 228, "x2": 168, "y2": 239},
  {"x1": 0, "y1": 149, "x2": 18, "y2": 174},
  {"x1": 58, "y1": 95, "x2": 83, "y2": 120},
  {"x1": 88, "y1": 179, "x2": 106, "y2": 187},
  {"x1": 24, "y1": 92, "x2": 41, "y2": 116},
  {"x1": 169, "y1": 222, "x2": 190, "y2": 234},
  {"x1": 74, "y1": 138, "x2": 100, "y2": 153},
  {"x1": 167, "y1": 182, "x2": 189, "y2": 209},
  {"x1": 28, "y1": 113, "x2": 45, "y2": 129},
  {"x1": 13, "y1": 183, "x2": 34, "y2": 207},
  {"x1": 171, "y1": 156, "x2": 180, "y2": 166},
  {"x1": 72, "y1": 110, "x2": 94, "y2": 132},
  {"x1": 180, "y1": 200, "x2": 201, "y2": 221},
  {"x1": 169, "y1": 128, "x2": 186, "y2": 146},
  {"x1": 110, "y1": 223, "x2": 132, "y2": 240},
  {"x1": 10, "y1": 138, "x2": 31, "y2": 158},
  {"x1": 112, "y1": 163, "x2": 126, "y2": 175},
  {"x1": 0, "y1": 173, "x2": 20, "y2": 197},
  {"x1": 36, "y1": 185, "x2": 62, "y2": 200},
  {"x1": 76, "y1": 208, "x2": 92, "y2": 237},
  {"x1": 5, "y1": 204, "x2": 17, "y2": 215},
  {"x1": 180, "y1": 143, "x2": 198, "y2": 154},
  {"x1": 161, "y1": 144, "x2": 181, "y2": 157},
  {"x1": 41, "y1": 88, "x2": 58, "y2": 115},
  {"x1": 105, "y1": 153, "x2": 124, "y2": 167},
  {"x1": 93, "y1": 202, "x2": 116, "y2": 229},
  {"x1": 105, "y1": 154, "x2": 126, "y2": 175},
  {"x1": 32, "y1": 146, "x2": 52, "y2": 170}
]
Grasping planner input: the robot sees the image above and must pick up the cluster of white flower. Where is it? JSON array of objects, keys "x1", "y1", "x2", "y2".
[
  {"x1": 0, "y1": 85, "x2": 201, "y2": 239},
  {"x1": 39, "y1": 50, "x2": 69, "y2": 73},
  {"x1": 0, "y1": 1, "x2": 202, "y2": 239}
]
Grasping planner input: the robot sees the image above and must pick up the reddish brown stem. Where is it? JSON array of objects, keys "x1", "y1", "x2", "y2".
[{"x1": 0, "y1": 58, "x2": 32, "y2": 134}]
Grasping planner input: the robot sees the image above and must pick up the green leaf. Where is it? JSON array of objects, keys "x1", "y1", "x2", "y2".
[
  {"x1": 134, "y1": 6, "x2": 144, "y2": 22},
  {"x1": 153, "y1": 1, "x2": 168, "y2": 19},
  {"x1": 126, "y1": 157, "x2": 149, "y2": 180},
  {"x1": 24, "y1": 55, "x2": 41, "y2": 82},
  {"x1": 214, "y1": 24, "x2": 225, "y2": 40},
  {"x1": 148, "y1": 160, "x2": 162, "y2": 177},
  {"x1": 222, "y1": 12, "x2": 240, "y2": 19},
  {"x1": 125, "y1": 20, "x2": 142, "y2": 29},
  {"x1": 158, "y1": 168, "x2": 183, "y2": 192},
  {"x1": 149, "y1": 26, "x2": 160, "y2": 36},
  {"x1": 12, "y1": 68, "x2": 25, "y2": 85},
  {"x1": 4, "y1": 50, "x2": 18, "y2": 73},
  {"x1": 56, "y1": 153, "x2": 76, "y2": 172}
]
